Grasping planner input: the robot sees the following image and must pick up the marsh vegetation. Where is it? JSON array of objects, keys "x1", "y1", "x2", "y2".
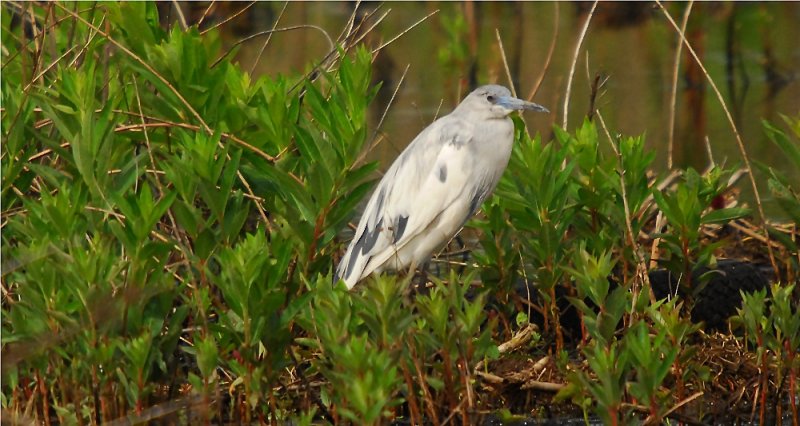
[{"x1": 2, "y1": 2, "x2": 798, "y2": 425}]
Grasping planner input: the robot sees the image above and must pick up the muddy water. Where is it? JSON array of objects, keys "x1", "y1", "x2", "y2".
[{"x1": 178, "y1": 2, "x2": 799, "y2": 219}]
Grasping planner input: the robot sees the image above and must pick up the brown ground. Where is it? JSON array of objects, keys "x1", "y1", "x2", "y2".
[{"x1": 470, "y1": 216, "x2": 798, "y2": 425}]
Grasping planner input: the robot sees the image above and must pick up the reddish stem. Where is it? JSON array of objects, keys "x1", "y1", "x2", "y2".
[
  {"x1": 681, "y1": 236, "x2": 692, "y2": 290},
  {"x1": 786, "y1": 340, "x2": 798, "y2": 426},
  {"x1": 608, "y1": 405, "x2": 619, "y2": 426},
  {"x1": 37, "y1": 370, "x2": 52, "y2": 426},
  {"x1": 550, "y1": 287, "x2": 564, "y2": 354},
  {"x1": 650, "y1": 396, "x2": 658, "y2": 423},
  {"x1": 400, "y1": 364, "x2": 422, "y2": 425},
  {"x1": 441, "y1": 349, "x2": 458, "y2": 412},
  {"x1": 136, "y1": 369, "x2": 144, "y2": 415},
  {"x1": 758, "y1": 333, "x2": 768, "y2": 426}
]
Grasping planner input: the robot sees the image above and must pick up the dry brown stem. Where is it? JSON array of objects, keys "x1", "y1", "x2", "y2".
[
  {"x1": 474, "y1": 323, "x2": 537, "y2": 373},
  {"x1": 667, "y1": 2, "x2": 694, "y2": 170},
  {"x1": 199, "y1": 2, "x2": 254, "y2": 36},
  {"x1": 356, "y1": 63, "x2": 411, "y2": 167},
  {"x1": 212, "y1": 24, "x2": 334, "y2": 68},
  {"x1": 655, "y1": 1, "x2": 778, "y2": 276},
  {"x1": 562, "y1": 1, "x2": 597, "y2": 129},
  {"x1": 54, "y1": 3, "x2": 213, "y2": 136},
  {"x1": 596, "y1": 109, "x2": 653, "y2": 302},
  {"x1": 371, "y1": 9, "x2": 439, "y2": 56},
  {"x1": 249, "y1": 2, "x2": 288, "y2": 75},
  {"x1": 520, "y1": 380, "x2": 565, "y2": 392},
  {"x1": 495, "y1": 29, "x2": 515, "y2": 97},
  {"x1": 527, "y1": 2, "x2": 559, "y2": 102}
]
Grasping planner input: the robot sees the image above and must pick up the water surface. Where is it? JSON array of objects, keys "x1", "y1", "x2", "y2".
[{"x1": 205, "y1": 2, "x2": 800, "y2": 218}]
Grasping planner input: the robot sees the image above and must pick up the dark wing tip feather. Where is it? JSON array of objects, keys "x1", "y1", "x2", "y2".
[
  {"x1": 343, "y1": 218, "x2": 384, "y2": 281},
  {"x1": 394, "y1": 215, "x2": 409, "y2": 243}
]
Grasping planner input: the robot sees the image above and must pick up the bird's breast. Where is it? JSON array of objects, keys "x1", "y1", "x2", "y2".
[{"x1": 470, "y1": 117, "x2": 514, "y2": 172}]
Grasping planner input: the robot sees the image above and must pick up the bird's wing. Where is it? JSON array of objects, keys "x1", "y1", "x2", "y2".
[{"x1": 336, "y1": 118, "x2": 475, "y2": 288}]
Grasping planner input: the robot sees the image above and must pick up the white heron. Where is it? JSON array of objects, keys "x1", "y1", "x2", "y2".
[{"x1": 335, "y1": 84, "x2": 549, "y2": 289}]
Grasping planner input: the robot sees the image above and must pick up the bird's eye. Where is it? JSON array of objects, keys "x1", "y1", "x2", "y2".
[{"x1": 487, "y1": 95, "x2": 496, "y2": 103}]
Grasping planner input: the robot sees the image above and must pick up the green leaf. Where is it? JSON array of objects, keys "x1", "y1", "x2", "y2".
[
  {"x1": 763, "y1": 119, "x2": 800, "y2": 168},
  {"x1": 701, "y1": 207, "x2": 750, "y2": 224}
]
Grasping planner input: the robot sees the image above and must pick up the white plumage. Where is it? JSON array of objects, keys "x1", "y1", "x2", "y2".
[{"x1": 335, "y1": 85, "x2": 548, "y2": 289}]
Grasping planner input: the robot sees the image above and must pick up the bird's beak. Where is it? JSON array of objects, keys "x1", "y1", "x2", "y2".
[{"x1": 498, "y1": 96, "x2": 549, "y2": 113}]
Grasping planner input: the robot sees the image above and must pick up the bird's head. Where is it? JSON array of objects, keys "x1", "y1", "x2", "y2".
[{"x1": 458, "y1": 84, "x2": 549, "y2": 119}]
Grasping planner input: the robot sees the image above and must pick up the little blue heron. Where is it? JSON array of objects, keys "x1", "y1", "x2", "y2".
[{"x1": 335, "y1": 84, "x2": 549, "y2": 289}]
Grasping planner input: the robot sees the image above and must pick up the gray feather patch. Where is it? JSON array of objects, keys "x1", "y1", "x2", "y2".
[
  {"x1": 468, "y1": 189, "x2": 486, "y2": 217},
  {"x1": 373, "y1": 188, "x2": 386, "y2": 219},
  {"x1": 438, "y1": 165, "x2": 447, "y2": 182},
  {"x1": 361, "y1": 218, "x2": 383, "y2": 253},
  {"x1": 344, "y1": 248, "x2": 359, "y2": 279},
  {"x1": 345, "y1": 218, "x2": 384, "y2": 278},
  {"x1": 394, "y1": 215, "x2": 409, "y2": 243}
]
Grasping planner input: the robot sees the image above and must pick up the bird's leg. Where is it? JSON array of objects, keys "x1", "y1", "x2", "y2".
[
  {"x1": 455, "y1": 235, "x2": 469, "y2": 275},
  {"x1": 408, "y1": 260, "x2": 436, "y2": 299},
  {"x1": 400, "y1": 259, "x2": 419, "y2": 302},
  {"x1": 417, "y1": 261, "x2": 431, "y2": 288},
  {"x1": 408, "y1": 259, "x2": 418, "y2": 280}
]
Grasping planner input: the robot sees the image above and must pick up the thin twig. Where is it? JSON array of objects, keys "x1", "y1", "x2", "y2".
[
  {"x1": 287, "y1": 348, "x2": 332, "y2": 421},
  {"x1": 597, "y1": 109, "x2": 653, "y2": 303},
  {"x1": 527, "y1": 2, "x2": 559, "y2": 102},
  {"x1": 704, "y1": 135, "x2": 716, "y2": 166},
  {"x1": 114, "y1": 122, "x2": 278, "y2": 165},
  {"x1": 25, "y1": 142, "x2": 67, "y2": 162},
  {"x1": 667, "y1": 1, "x2": 694, "y2": 170},
  {"x1": 663, "y1": 391, "x2": 704, "y2": 419},
  {"x1": 729, "y1": 220, "x2": 784, "y2": 250},
  {"x1": 199, "y1": 2, "x2": 255, "y2": 36},
  {"x1": 655, "y1": 0, "x2": 779, "y2": 276},
  {"x1": 54, "y1": 3, "x2": 213, "y2": 136},
  {"x1": 370, "y1": 9, "x2": 439, "y2": 55},
  {"x1": 474, "y1": 323, "x2": 537, "y2": 373},
  {"x1": 355, "y1": 63, "x2": 410, "y2": 168},
  {"x1": 3, "y1": 3, "x2": 55, "y2": 140},
  {"x1": 115, "y1": 116, "x2": 275, "y2": 230},
  {"x1": 495, "y1": 29, "x2": 516, "y2": 97},
  {"x1": 372, "y1": 63, "x2": 409, "y2": 142},
  {"x1": 519, "y1": 248, "x2": 533, "y2": 328},
  {"x1": 22, "y1": 45, "x2": 76, "y2": 92},
  {"x1": 520, "y1": 380, "x2": 565, "y2": 392},
  {"x1": 213, "y1": 24, "x2": 335, "y2": 68},
  {"x1": 649, "y1": 211, "x2": 666, "y2": 269},
  {"x1": 337, "y1": 0, "x2": 360, "y2": 44},
  {"x1": 408, "y1": 336, "x2": 440, "y2": 426},
  {"x1": 170, "y1": 0, "x2": 188, "y2": 30},
  {"x1": 196, "y1": 1, "x2": 215, "y2": 28},
  {"x1": 289, "y1": 8, "x2": 390, "y2": 93},
  {"x1": 235, "y1": 168, "x2": 270, "y2": 230},
  {"x1": 584, "y1": 53, "x2": 610, "y2": 122},
  {"x1": 475, "y1": 370, "x2": 504, "y2": 384},
  {"x1": 433, "y1": 98, "x2": 444, "y2": 122},
  {"x1": 104, "y1": 395, "x2": 208, "y2": 426},
  {"x1": 116, "y1": 120, "x2": 295, "y2": 227},
  {"x1": 440, "y1": 397, "x2": 467, "y2": 426},
  {"x1": 562, "y1": 0, "x2": 597, "y2": 129},
  {"x1": 29, "y1": 2, "x2": 47, "y2": 81},
  {"x1": 132, "y1": 75, "x2": 191, "y2": 257},
  {"x1": 248, "y1": 1, "x2": 288, "y2": 75},
  {"x1": 1, "y1": 5, "x2": 96, "y2": 71},
  {"x1": 66, "y1": 14, "x2": 106, "y2": 69},
  {"x1": 342, "y1": 1, "x2": 383, "y2": 50},
  {"x1": 342, "y1": 6, "x2": 391, "y2": 55},
  {"x1": 84, "y1": 206, "x2": 172, "y2": 244}
]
